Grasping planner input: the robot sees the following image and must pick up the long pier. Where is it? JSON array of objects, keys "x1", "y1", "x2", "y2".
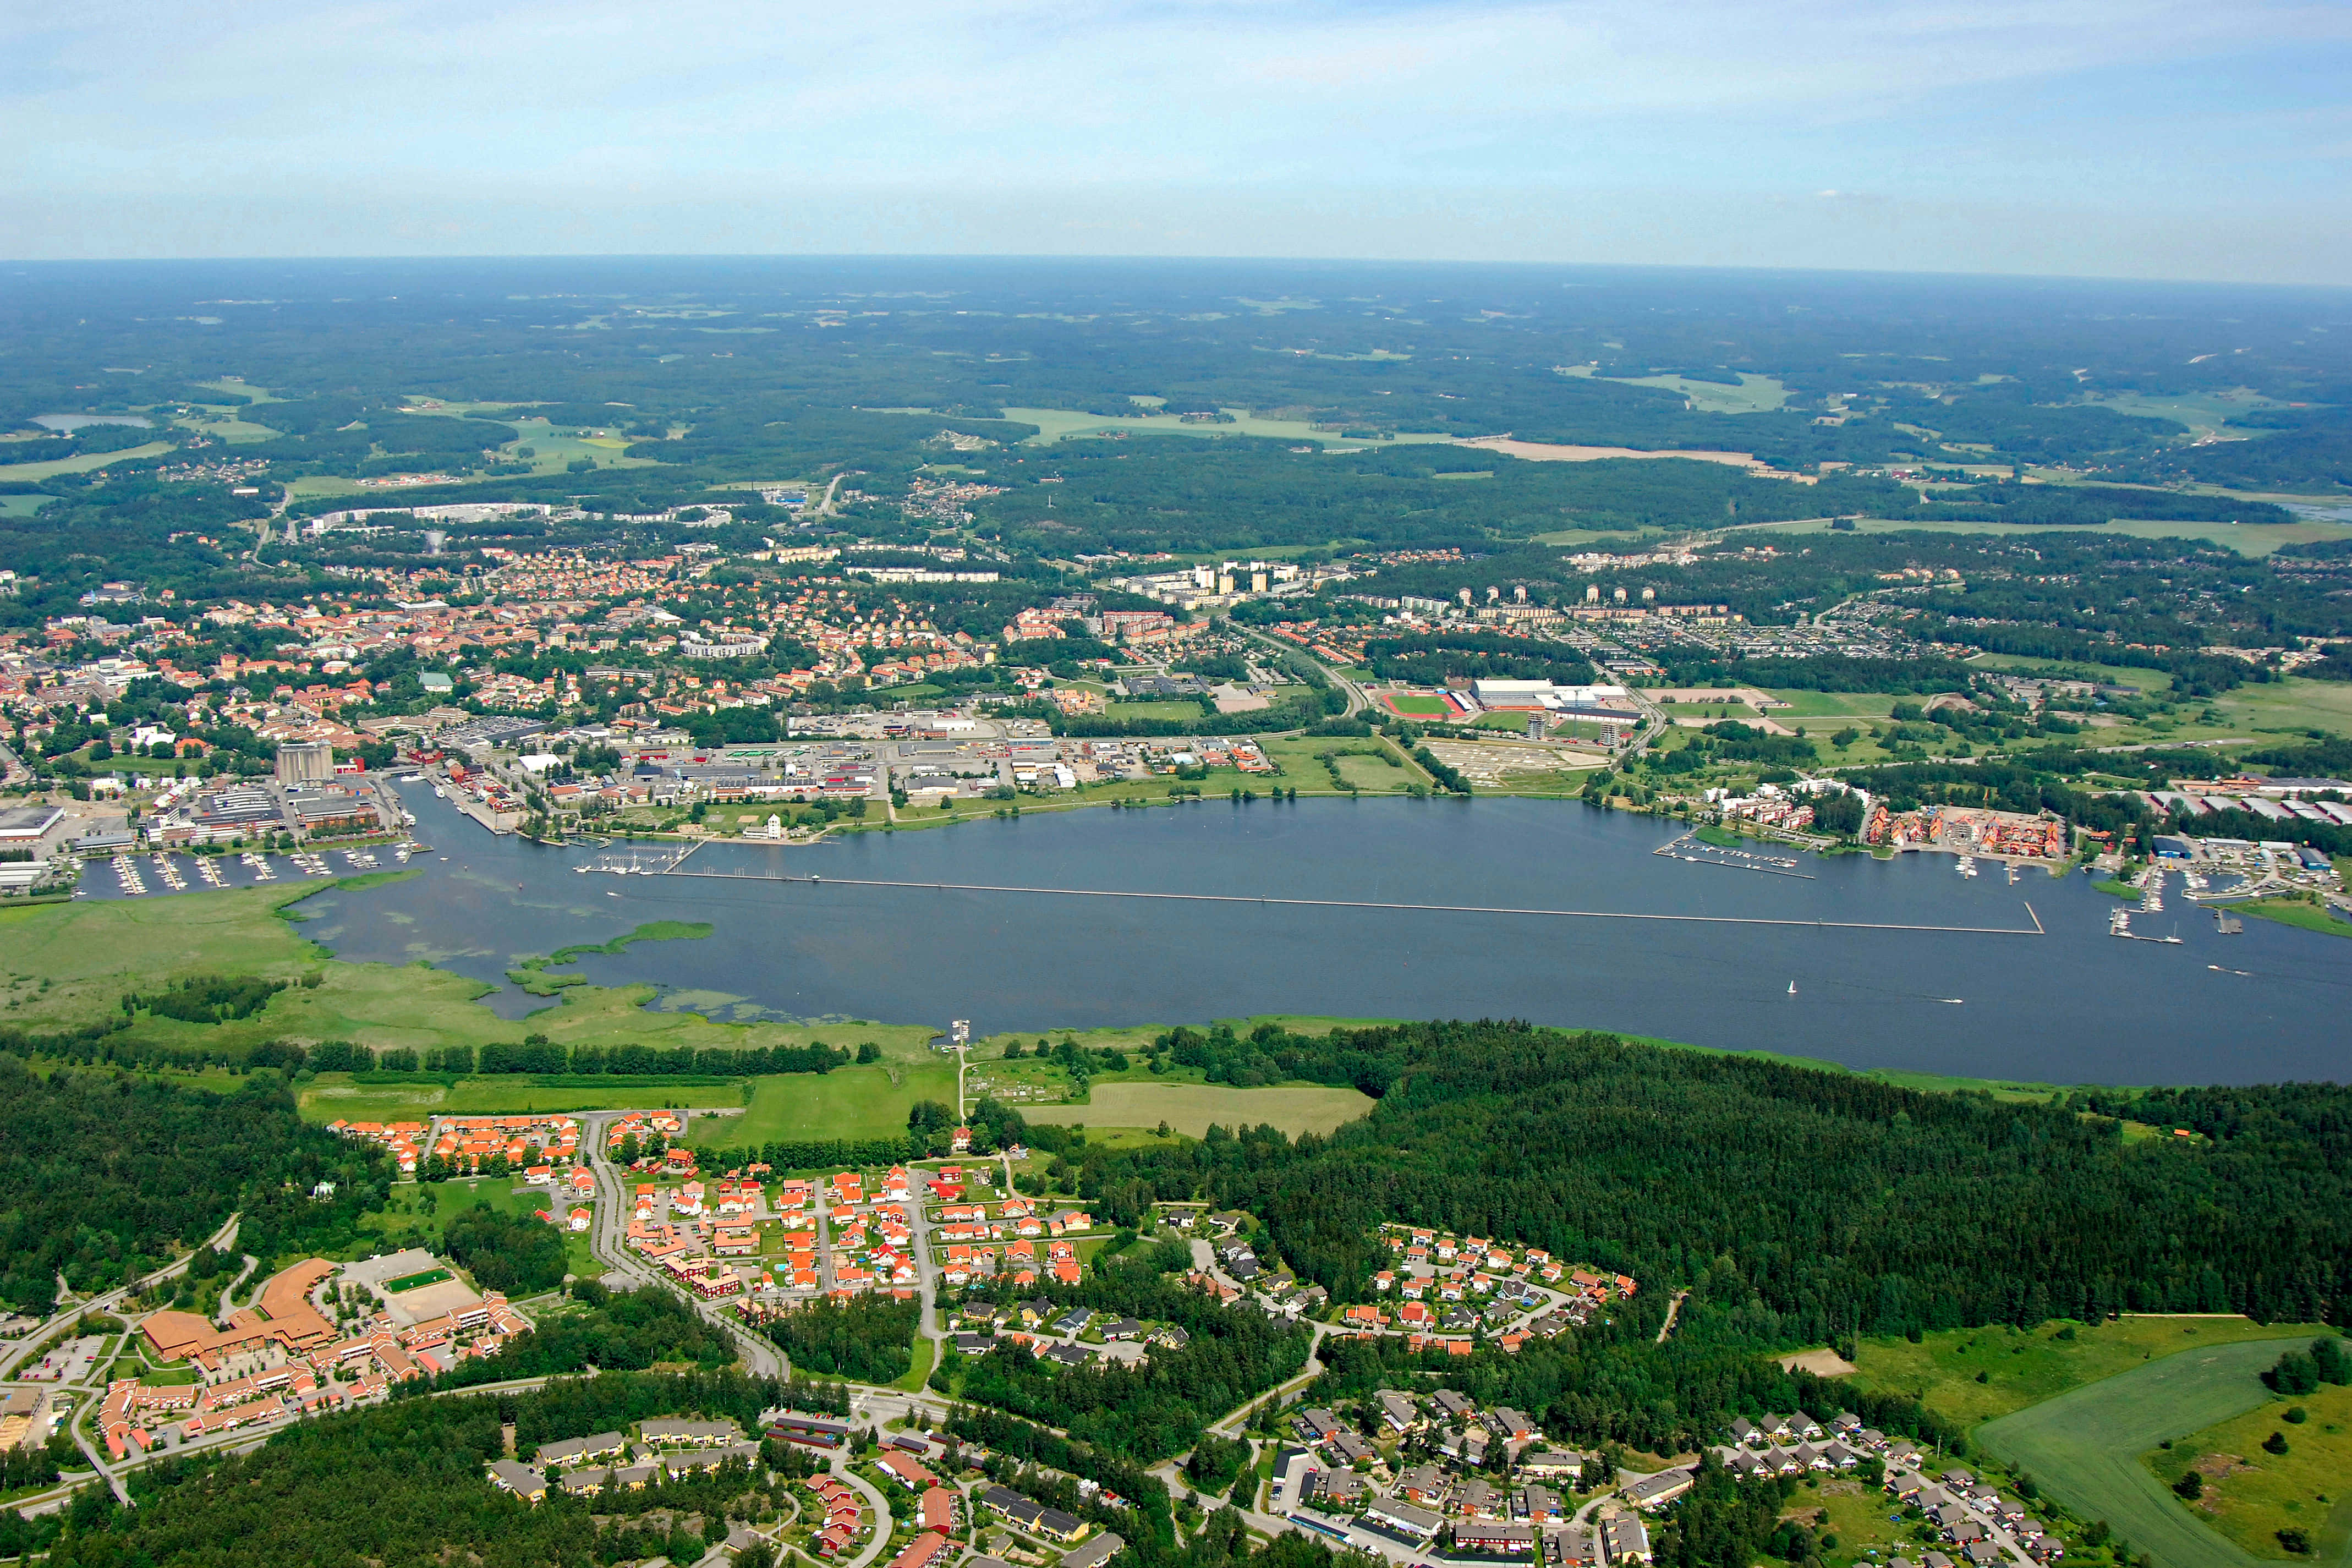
[{"x1": 650, "y1": 864, "x2": 2048, "y2": 936}]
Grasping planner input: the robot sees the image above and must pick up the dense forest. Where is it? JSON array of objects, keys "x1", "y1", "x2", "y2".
[
  {"x1": 1007, "y1": 1023, "x2": 2351, "y2": 1339},
  {"x1": 0, "y1": 1059, "x2": 390, "y2": 1314},
  {"x1": 747, "y1": 1291, "x2": 920, "y2": 1383},
  {"x1": 935, "y1": 1249, "x2": 1315, "y2": 1461},
  {"x1": 419, "y1": 1279, "x2": 741, "y2": 1390}
]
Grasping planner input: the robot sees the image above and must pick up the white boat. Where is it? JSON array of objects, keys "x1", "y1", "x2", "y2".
[{"x1": 1786, "y1": 981, "x2": 1797, "y2": 996}]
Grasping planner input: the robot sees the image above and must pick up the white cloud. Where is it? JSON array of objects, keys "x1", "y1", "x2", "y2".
[{"x1": 3, "y1": 0, "x2": 2349, "y2": 276}]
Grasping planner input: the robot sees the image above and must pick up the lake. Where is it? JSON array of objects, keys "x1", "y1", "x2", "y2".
[
  {"x1": 32, "y1": 413, "x2": 152, "y2": 431},
  {"x1": 266, "y1": 790, "x2": 2352, "y2": 1087}
]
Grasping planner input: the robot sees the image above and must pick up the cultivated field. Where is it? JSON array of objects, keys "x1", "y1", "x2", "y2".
[
  {"x1": 705, "y1": 1057, "x2": 961, "y2": 1147},
  {"x1": 1023, "y1": 1081, "x2": 1374, "y2": 1138},
  {"x1": 1849, "y1": 1317, "x2": 2332, "y2": 1428},
  {"x1": 1976, "y1": 1337, "x2": 2317, "y2": 1568}
]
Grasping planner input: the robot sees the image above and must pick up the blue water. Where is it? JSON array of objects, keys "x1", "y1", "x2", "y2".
[{"x1": 235, "y1": 790, "x2": 2352, "y2": 1087}]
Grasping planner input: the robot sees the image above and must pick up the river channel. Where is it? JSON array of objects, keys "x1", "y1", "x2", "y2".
[{"x1": 254, "y1": 790, "x2": 2352, "y2": 1087}]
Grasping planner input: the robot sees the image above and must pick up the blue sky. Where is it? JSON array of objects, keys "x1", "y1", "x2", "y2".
[{"x1": 7, "y1": 0, "x2": 2351, "y2": 281}]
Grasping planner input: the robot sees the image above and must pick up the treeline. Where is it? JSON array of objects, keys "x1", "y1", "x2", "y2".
[
  {"x1": 441, "y1": 1200, "x2": 569, "y2": 1297},
  {"x1": 1653, "y1": 654, "x2": 1980, "y2": 694},
  {"x1": 1363, "y1": 632, "x2": 1596, "y2": 688},
  {"x1": 340, "y1": 1039, "x2": 850, "y2": 1077},
  {"x1": 121, "y1": 973, "x2": 290, "y2": 1023},
  {"x1": 1017, "y1": 1022, "x2": 2351, "y2": 1342},
  {"x1": 414, "y1": 1279, "x2": 738, "y2": 1391},
  {"x1": 745, "y1": 1292, "x2": 920, "y2": 1384},
  {"x1": 0, "y1": 1059, "x2": 390, "y2": 1315},
  {"x1": 937, "y1": 1258, "x2": 1314, "y2": 1461},
  {"x1": 944, "y1": 1405, "x2": 1174, "y2": 1541},
  {"x1": 698, "y1": 1132, "x2": 941, "y2": 1172}
]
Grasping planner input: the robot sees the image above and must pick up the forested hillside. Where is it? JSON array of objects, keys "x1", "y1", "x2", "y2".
[
  {"x1": 1025, "y1": 1022, "x2": 2351, "y2": 1336},
  {"x1": 0, "y1": 1059, "x2": 390, "y2": 1313}
]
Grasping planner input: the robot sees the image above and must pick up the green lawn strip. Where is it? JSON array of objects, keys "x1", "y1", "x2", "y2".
[
  {"x1": 2144, "y1": 1378, "x2": 2352, "y2": 1562},
  {"x1": 892, "y1": 1331, "x2": 939, "y2": 1393},
  {"x1": 2234, "y1": 901, "x2": 2352, "y2": 940},
  {"x1": 705, "y1": 1058, "x2": 961, "y2": 1145},
  {"x1": 1021, "y1": 1081, "x2": 1374, "y2": 1138},
  {"x1": 1976, "y1": 1339, "x2": 2322, "y2": 1568}
]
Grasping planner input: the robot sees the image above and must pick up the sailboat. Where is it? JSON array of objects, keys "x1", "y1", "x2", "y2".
[{"x1": 1787, "y1": 981, "x2": 1798, "y2": 996}]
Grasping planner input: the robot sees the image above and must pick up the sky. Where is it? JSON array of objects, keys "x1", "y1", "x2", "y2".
[{"x1": 7, "y1": 0, "x2": 2352, "y2": 283}]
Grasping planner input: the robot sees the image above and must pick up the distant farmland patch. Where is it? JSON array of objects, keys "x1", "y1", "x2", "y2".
[{"x1": 1024, "y1": 1081, "x2": 1373, "y2": 1138}]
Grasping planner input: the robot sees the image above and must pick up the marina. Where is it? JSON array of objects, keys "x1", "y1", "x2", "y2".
[
  {"x1": 264, "y1": 793, "x2": 2352, "y2": 1084},
  {"x1": 1651, "y1": 832, "x2": 1813, "y2": 879}
]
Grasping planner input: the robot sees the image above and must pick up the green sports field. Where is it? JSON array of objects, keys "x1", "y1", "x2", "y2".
[
  {"x1": 1379, "y1": 691, "x2": 1451, "y2": 717},
  {"x1": 1976, "y1": 1336, "x2": 2327, "y2": 1568}
]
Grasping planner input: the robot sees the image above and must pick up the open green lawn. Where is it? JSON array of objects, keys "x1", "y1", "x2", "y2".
[
  {"x1": 1761, "y1": 690, "x2": 1910, "y2": 720},
  {"x1": 1022, "y1": 1081, "x2": 1374, "y2": 1138},
  {"x1": 1108, "y1": 700, "x2": 1210, "y2": 722},
  {"x1": 1850, "y1": 1317, "x2": 2332, "y2": 1429},
  {"x1": 0, "y1": 441, "x2": 176, "y2": 482},
  {"x1": 1976, "y1": 1337, "x2": 2333, "y2": 1568},
  {"x1": 708, "y1": 1059, "x2": 961, "y2": 1147}
]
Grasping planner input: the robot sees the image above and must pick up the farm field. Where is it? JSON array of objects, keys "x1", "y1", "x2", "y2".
[
  {"x1": 0, "y1": 440, "x2": 176, "y2": 482},
  {"x1": 1849, "y1": 1317, "x2": 2332, "y2": 1429},
  {"x1": 704, "y1": 1058, "x2": 961, "y2": 1147},
  {"x1": 1023, "y1": 1081, "x2": 1374, "y2": 1138},
  {"x1": 1592, "y1": 370, "x2": 1792, "y2": 414},
  {"x1": 1001, "y1": 405, "x2": 1454, "y2": 449},
  {"x1": 2145, "y1": 1377, "x2": 2352, "y2": 1562},
  {"x1": 1976, "y1": 1337, "x2": 2326, "y2": 1568}
]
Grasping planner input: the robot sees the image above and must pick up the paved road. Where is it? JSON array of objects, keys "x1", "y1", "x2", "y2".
[{"x1": 578, "y1": 1113, "x2": 786, "y2": 1380}]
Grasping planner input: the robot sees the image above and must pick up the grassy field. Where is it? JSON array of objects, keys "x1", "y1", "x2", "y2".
[
  {"x1": 297, "y1": 1076, "x2": 747, "y2": 1122},
  {"x1": 0, "y1": 880, "x2": 932, "y2": 1071},
  {"x1": 1380, "y1": 691, "x2": 1454, "y2": 718},
  {"x1": 1001, "y1": 405, "x2": 1456, "y2": 449},
  {"x1": 1022, "y1": 1081, "x2": 1374, "y2": 1138},
  {"x1": 0, "y1": 440, "x2": 176, "y2": 483},
  {"x1": 1849, "y1": 1317, "x2": 2332, "y2": 1429},
  {"x1": 1108, "y1": 700, "x2": 1211, "y2": 722},
  {"x1": 361, "y1": 1177, "x2": 599, "y2": 1280},
  {"x1": 1977, "y1": 1338, "x2": 2328, "y2": 1568},
  {"x1": 2145, "y1": 1377, "x2": 2352, "y2": 1562},
  {"x1": 1593, "y1": 371, "x2": 1791, "y2": 414},
  {"x1": 705, "y1": 1057, "x2": 961, "y2": 1147}
]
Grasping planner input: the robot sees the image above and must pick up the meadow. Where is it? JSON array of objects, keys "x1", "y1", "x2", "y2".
[
  {"x1": 1976, "y1": 1337, "x2": 2323, "y2": 1568},
  {"x1": 703, "y1": 1056, "x2": 961, "y2": 1147},
  {"x1": 2144, "y1": 1377, "x2": 2352, "y2": 1562},
  {"x1": 1847, "y1": 1317, "x2": 2332, "y2": 1429}
]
